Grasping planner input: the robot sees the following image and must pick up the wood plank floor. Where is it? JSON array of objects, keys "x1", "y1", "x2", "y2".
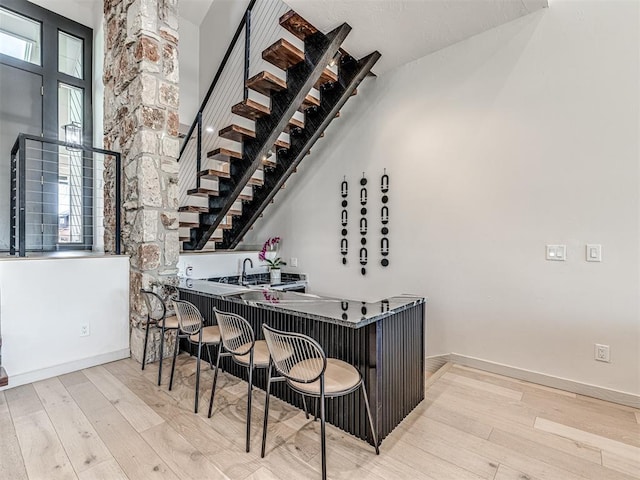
[{"x1": 1, "y1": 357, "x2": 638, "y2": 480}]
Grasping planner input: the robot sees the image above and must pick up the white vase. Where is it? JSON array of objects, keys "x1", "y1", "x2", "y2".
[{"x1": 270, "y1": 269, "x2": 281, "y2": 285}]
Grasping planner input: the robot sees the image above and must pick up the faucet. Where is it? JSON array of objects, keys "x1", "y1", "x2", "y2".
[{"x1": 241, "y1": 258, "x2": 253, "y2": 285}]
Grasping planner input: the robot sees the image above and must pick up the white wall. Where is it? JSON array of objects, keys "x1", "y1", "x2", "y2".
[
  {"x1": 246, "y1": 0, "x2": 640, "y2": 396},
  {"x1": 0, "y1": 256, "x2": 130, "y2": 389},
  {"x1": 198, "y1": 0, "x2": 250, "y2": 101},
  {"x1": 178, "y1": 251, "x2": 264, "y2": 279},
  {"x1": 179, "y1": 16, "x2": 200, "y2": 124}
]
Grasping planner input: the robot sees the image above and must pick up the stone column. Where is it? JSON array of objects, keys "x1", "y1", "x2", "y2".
[{"x1": 103, "y1": 0, "x2": 180, "y2": 364}]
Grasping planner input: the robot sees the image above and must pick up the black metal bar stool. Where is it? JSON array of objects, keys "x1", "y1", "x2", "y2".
[
  {"x1": 170, "y1": 299, "x2": 220, "y2": 414},
  {"x1": 207, "y1": 308, "x2": 270, "y2": 452},
  {"x1": 140, "y1": 289, "x2": 179, "y2": 386},
  {"x1": 261, "y1": 324, "x2": 379, "y2": 480}
]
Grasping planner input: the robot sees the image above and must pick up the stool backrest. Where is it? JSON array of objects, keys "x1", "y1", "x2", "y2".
[
  {"x1": 262, "y1": 324, "x2": 326, "y2": 384},
  {"x1": 214, "y1": 308, "x2": 255, "y2": 356},
  {"x1": 172, "y1": 299, "x2": 203, "y2": 335},
  {"x1": 140, "y1": 290, "x2": 166, "y2": 323}
]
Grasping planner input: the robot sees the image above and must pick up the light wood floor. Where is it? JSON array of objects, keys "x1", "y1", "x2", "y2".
[{"x1": 1, "y1": 356, "x2": 638, "y2": 480}]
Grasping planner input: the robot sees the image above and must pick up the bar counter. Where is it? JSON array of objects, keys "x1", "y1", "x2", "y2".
[{"x1": 178, "y1": 279, "x2": 426, "y2": 445}]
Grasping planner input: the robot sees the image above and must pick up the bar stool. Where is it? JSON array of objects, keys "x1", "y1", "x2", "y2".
[
  {"x1": 261, "y1": 325, "x2": 379, "y2": 480},
  {"x1": 207, "y1": 308, "x2": 270, "y2": 452},
  {"x1": 140, "y1": 289, "x2": 179, "y2": 386},
  {"x1": 170, "y1": 299, "x2": 220, "y2": 414}
]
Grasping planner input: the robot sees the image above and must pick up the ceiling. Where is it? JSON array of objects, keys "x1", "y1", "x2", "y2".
[{"x1": 285, "y1": 0, "x2": 548, "y2": 74}]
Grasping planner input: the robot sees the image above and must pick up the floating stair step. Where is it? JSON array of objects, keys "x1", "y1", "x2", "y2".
[
  {"x1": 239, "y1": 192, "x2": 253, "y2": 201},
  {"x1": 275, "y1": 138, "x2": 290, "y2": 149},
  {"x1": 179, "y1": 235, "x2": 191, "y2": 241},
  {"x1": 280, "y1": 10, "x2": 318, "y2": 41},
  {"x1": 207, "y1": 147, "x2": 242, "y2": 162},
  {"x1": 247, "y1": 176, "x2": 264, "y2": 187},
  {"x1": 316, "y1": 68, "x2": 338, "y2": 89},
  {"x1": 263, "y1": 38, "x2": 303, "y2": 70},
  {"x1": 262, "y1": 157, "x2": 277, "y2": 168},
  {"x1": 300, "y1": 94, "x2": 320, "y2": 111},
  {"x1": 187, "y1": 187, "x2": 219, "y2": 197},
  {"x1": 229, "y1": 207, "x2": 242, "y2": 216},
  {"x1": 178, "y1": 205, "x2": 208, "y2": 213},
  {"x1": 284, "y1": 116, "x2": 304, "y2": 133},
  {"x1": 198, "y1": 168, "x2": 230, "y2": 180},
  {"x1": 179, "y1": 221, "x2": 199, "y2": 228},
  {"x1": 262, "y1": 39, "x2": 337, "y2": 89},
  {"x1": 246, "y1": 71, "x2": 286, "y2": 97},
  {"x1": 219, "y1": 124, "x2": 256, "y2": 142},
  {"x1": 231, "y1": 99, "x2": 270, "y2": 120}
]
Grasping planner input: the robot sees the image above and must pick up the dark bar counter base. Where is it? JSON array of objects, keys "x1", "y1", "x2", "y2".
[{"x1": 179, "y1": 287, "x2": 425, "y2": 447}]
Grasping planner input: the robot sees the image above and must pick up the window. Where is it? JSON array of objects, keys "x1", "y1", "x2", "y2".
[
  {"x1": 0, "y1": 7, "x2": 41, "y2": 65},
  {"x1": 58, "y1": 31, "x2": 82, "y2": 78}
]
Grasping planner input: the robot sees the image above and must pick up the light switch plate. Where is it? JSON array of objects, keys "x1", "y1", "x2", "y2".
[
  {"x1": 586, "y1": 244, "x2": 602, "y2": 262},
  {"x1": 546, "y1": 245, "x2": 566, "y2": 261}
]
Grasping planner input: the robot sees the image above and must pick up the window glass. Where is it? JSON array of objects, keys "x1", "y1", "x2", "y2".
[
  {"x1": 58, "y1": 31, "x2": 83, "y2": 78},
  {"x1": 58, "y1": 83, "x2": 84, "y2": 243},
  {"x1": 0, "y1": 7, "x2": 41, "y2": 65}
]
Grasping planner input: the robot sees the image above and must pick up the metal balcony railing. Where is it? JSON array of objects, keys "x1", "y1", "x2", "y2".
[{"x1": 9, "y1": 133, "x2": 121, "y2": 256}]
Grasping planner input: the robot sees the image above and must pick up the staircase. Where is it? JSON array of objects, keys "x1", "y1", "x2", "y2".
[{"x1": 179, "y1": 6, "x2": 380, "y2": 251}]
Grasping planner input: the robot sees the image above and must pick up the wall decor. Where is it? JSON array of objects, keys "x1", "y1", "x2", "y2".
[
  {"x1": 340, "y1": 177, "x2": 348, "y2": 265},
  {"x1": 359, "y1": 173, "x2": 368, "y2": 275},
  {"x1": 380, "y1": 169, "x2": 390, "y2": 267}
]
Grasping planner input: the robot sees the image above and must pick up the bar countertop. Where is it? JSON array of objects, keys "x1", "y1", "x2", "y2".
[{"x1": 178, "y1": 279, "x2": 425, "y2": 328}]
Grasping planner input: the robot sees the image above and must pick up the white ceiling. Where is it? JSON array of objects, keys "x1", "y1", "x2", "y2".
[{"x1": 285, "y1": 0, "x2": 548, "y2": 74}]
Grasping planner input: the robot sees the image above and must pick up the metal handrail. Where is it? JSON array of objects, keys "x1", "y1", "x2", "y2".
[
  {"x1": 10, "y1": 133, "x2": 122, "y2": 257},
  {"x1": 179, "y1": 0, "x2": 257, "y2": 161}
]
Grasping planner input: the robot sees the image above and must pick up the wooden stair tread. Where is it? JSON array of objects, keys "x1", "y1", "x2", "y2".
[
  {"x1": 207, "y1": 147, "x2": 242, "y2": 162},
  {"x1": 198, "y1": 168, "x2": 230, "y2": 179},
  {"x1": 263, "y1": 38, "x2": 303, "y2": 70},
  {"x1": 263, "y1": 38, "x2": 337, "y2": 89},
  {"x1": 246, "y1": 71, "x2": 286, "y2": 97},
  {"x1": 239, "y1": 193, "x2": 253, "y2": 201},
  {"x1": 300, "y1": 93, "x2": 320, "y2": 111},
  {"x1": 280, "y1": 10, "x2": 318, "y2": 41},
  {"x1": 219, "y1": 124, "x2": 256, "y2": 142},
  {"x1": 179, "y1": 221, "x2": 199, "y2": 228},
  {"x1": 275, "y1": 138, "x2": 290, "y2": 149},
  {"x1": 262, "y1": 157, "x2": 277, "y2": 168},
  {"x1": 284, "y1": 116, "x2": 304, "y2": 133},
  {"x1": 187, "y1": 187, "x2": 219, "y2": 197},
  {"x1": 178, "y1": 205, "x2": 208, "y2": 213},
  {"x1": 228, "y1": 207, "x2": 242, "y2": 216},
  {"x1": 316, "y1": 68, "x2": 338, "y2": 89},
  {"x1": 231, "y1": 98, "x2": 270, "y2": 120}
]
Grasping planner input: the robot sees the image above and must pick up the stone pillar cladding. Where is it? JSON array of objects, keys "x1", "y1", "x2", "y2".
[{"x1": 103, "y1": 0, "x2": 180, "y2": 364}]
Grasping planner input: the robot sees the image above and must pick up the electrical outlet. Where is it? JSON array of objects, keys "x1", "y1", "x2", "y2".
[
  {"x1": 594, "y1": 344, "x2": 610, "y2": 362},
  {"x1": 80, "y1": 324, "x2": 90, "y2": 337}
]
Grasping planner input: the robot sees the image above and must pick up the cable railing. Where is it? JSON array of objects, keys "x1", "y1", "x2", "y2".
[
  {"x1": 9, "y1": 134, "x2": 121, "y2": 257},
  {"x1": 178, "y1": 0, "x2": 292, "y2": 207}
]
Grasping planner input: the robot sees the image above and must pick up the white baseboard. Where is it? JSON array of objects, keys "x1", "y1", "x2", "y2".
[
  {"x1": 0, "y1": 349, "x2": 130, "y2": 391},
  {"x1": 446, "y1": 353, "x2": 640, "y2": 409}
]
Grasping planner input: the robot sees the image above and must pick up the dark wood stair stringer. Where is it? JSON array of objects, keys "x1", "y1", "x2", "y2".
[
  {"x1": 221, "y1": 50, "x2": 382, "y2": 249},
  {"x1": 184, "y1": 23, "x2": 353, "y2": 250}
]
